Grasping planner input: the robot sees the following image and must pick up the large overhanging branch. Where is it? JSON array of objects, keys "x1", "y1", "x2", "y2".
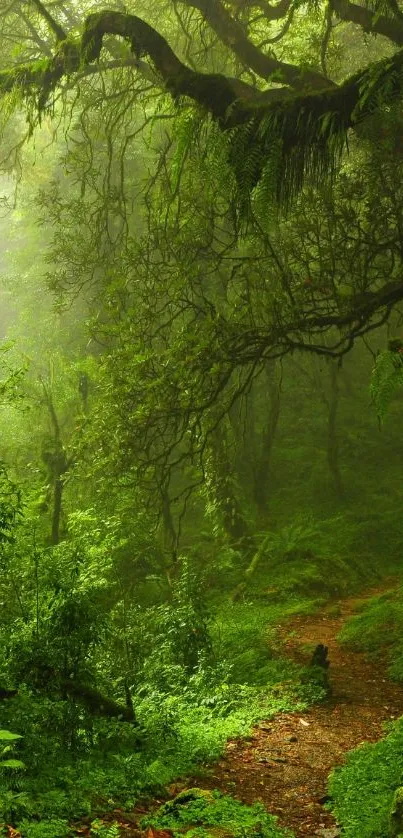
[
  {"x1": 229, "y1": 280, "x2": 403, "y2": 363},
  {"x1": 179, "y1": 0, "x2": 331, "y2": 89},
  {"x1": 2, "y1": 8, "x2": 402, "y2": 125},
  {"x1": 0, "y1": 12, "x2": 255, "y2": 118},
  {"x1": 2, "y1": 9, "x2": 403, "y2": 203}
]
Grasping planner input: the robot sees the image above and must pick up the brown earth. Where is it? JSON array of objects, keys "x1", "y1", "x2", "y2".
[{"x1": 72, "y1": 580, "x2": 403, "y2": 838}]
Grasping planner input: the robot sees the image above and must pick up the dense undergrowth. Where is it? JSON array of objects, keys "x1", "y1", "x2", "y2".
[
  {"x1": 1, "y1": 349, "x2": 403, "y2": 837},
  {"x1": 329, "y1": 718, "x2": 403, "y2": 838},
  {"x1": 0, "y1": 591, "x2": 318, "y2": 837},
  {"x1": 142, "y1": 788, "x2": 292, "y2": 838},
  {"x1": 338, "y1": 587, "x2": 403, "y2": 682},
  {"x1": 323, "y1": 583, "x2": 403, "y2": 836},
  {"x1": 0, "y1": 513, "x2": 399, "y2": 838}
]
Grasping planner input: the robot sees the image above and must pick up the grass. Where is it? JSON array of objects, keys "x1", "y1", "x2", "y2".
[
  {"x1": 329, "y1": 718, "x2": 403, "y2": 837},
  {"x1": 338, "y1": 587, "x2": 403, "y2": 680},
  {"x1": 328, "y1": 583, "x2": 403, "y2": 836}
]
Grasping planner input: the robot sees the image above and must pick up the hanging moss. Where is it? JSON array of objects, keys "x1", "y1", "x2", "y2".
[{"x1": 0, "y1": 37, "x2": 81, "y2": 113}]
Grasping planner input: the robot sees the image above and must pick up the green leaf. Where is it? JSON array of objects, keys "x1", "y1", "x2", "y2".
[
  {"x1": 0, "y1": 730, "x2": 22, "y2": 741},
  {"x1": 0, "y1": 758, "x2": 25, "y2": 769}
]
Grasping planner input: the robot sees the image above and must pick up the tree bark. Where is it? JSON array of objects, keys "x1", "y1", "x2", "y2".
[
  {"x1": 207, "y1": 422, "x2": 250, "y2": 544},
  {"x1": 60, "y1": 679, "x2": 136, "y2": 723},
  {"x1": 252, "y1": 361, "x2": 281, "y2": 516},
  {"x1": 327, "y1": 362, "x2": 343, "y2": 496}
]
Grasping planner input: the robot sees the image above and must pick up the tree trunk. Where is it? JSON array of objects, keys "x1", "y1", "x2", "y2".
[
  {"x1": 252, "y1": 361, "x2": 281, "y2": 517},
  {"x1": 51, "y1": 475, "x2": 64, "y2": 546},
  {"x1": 231, "y1": 534, "x2": 271, "y2": 601},
  {"x1": 206, "y1": 422, "x2": 250, "y2": 544},
  {"x1": 327, "y1": 362, "x2": 343, "y2": 496}
]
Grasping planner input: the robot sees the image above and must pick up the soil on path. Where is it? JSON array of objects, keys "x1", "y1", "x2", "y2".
[{"x1": 184, "y1": 581, "x2": 403, "y2": 838}]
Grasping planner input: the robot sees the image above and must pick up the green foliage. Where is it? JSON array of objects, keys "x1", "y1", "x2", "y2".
[
  {"x1": 16, "y1": 819, "x2": 71, "y2": 838},
  {"x1": 370, "y1": 350, "x2": 403, "y2": 421},
  {"x1": 138, "y1": 560, "x2": 212, "y2": 690},
  {"x1": 0, "y1": 729, "x2": 24, "y2": 771},
  {"x1": 143, "y1": 788, "x2": 292, "y2": 838},
  {"x1": 212, "y1": 600, "x2": 302, "y2": 686},
  {"x1": 90, "y1": 819, "x2": 120, "y2": 837},
  {"x1": 0, "y1": 466, "x2": 22, "y2": 547},
  {"x1": 248, "y1": 515, "x2": 377, "y2": 599},
  {"x1": 329, "y1": 718, "x2": 403, "y2": 837},
  {"x1": 338, "y1": 587, "x2": 403, "y2": 682}
]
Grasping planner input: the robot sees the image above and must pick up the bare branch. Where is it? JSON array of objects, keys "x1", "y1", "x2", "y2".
[
  {"x1": 227, "y1": 0, "x2": 294, "y2": 20},
  {"x1": 28, "y1": 0, "x2": 66, "y2": 42},
  {"x1": 20, "y1": 8, "x2": 53, "y2": 56}
]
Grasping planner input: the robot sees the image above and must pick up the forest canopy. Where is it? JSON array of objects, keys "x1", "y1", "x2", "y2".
[
  {"x1": 0, "y1": 0, "x2": 402, "y2": 352},
  {"x1": 0, "y1": 0, "x2": 401, "y2": 493}
]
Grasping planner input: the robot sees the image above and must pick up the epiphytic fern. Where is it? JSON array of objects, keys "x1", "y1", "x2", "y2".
[
  {"x1": 170, "y1": 106, "x2": 203, "y2": 193},
  {"x1": 370, "y1": 349, "x2": 403, "y2": 421}
]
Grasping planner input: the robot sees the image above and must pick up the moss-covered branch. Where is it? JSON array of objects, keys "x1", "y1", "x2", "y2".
[
  {"x1": 227, "y1": 47, "x2": 403, "y2": 205},
  {"x1": 331, "y1": 0, "x2": 403, "y2": 45},
  {"x1": 3, "y1": 9, "x2": 403, "y2": 204},
  {"x1": 179, "y1": 0, "x2": 331, "y2": 90},
  {"x1": 60, "y1": 679, "x2": 136, "y2": 723}
]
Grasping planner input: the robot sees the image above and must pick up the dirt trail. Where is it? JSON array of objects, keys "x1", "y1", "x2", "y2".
[
  {"x1": 186, "y1": 581, "x2": 403, "y2": 837},
  {"x1": 76, "y1": 581, "x2": 403, "y2": 838}
]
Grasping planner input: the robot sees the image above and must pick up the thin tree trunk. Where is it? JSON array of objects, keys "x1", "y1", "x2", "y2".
[
  {"x1": 327, "y1": 362, "x2": 343, "y2": 496},
  {"x1": 51, "y1": 475, "x2": 64, "y2": 546},
  {"x1": 41, "y1": 381, "x2": 70, "y2": 546},
  {"x1": 231, "y1": 534, "x2": 271, "y2": 601},
  {"x1": 207, "y1": 422, "x2": 250, "y2": 544},
  {"x1": 253, "y1": 361, "x2": 281, "y2": 516}
]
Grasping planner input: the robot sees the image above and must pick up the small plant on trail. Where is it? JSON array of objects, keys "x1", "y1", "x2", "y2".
[
  {"x1": 90, "y1": 819, "x2": 120, "y2": 837},
  {"x1": 142, "y1": 788, "x2": 292, "y2": 837}
]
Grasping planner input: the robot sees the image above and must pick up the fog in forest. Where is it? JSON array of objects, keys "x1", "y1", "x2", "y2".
[{"x1": 0, "y1": 2, "x2": 402, "y2": 837}]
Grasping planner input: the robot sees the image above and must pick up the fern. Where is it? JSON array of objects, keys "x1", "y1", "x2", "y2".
[
  {"x1": 90, "y1": 819, "x2": 120, "y2": 837},
  {"x1": 170, "y1": 107, "x2": 203, "y2": 193},
  {"x1": 227, "y1": 101, "x2": 347, "y2": 216},
  {"x1": 370, "y1": 350, "x2": 403, "y2": 421}
]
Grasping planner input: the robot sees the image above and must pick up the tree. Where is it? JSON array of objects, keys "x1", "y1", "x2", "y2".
[
  {"x1": 0, "y1": 0, "x2": 400, "y2": 352},
  {"x1": 0, "y1": 0, "x2": 402, "y2": 533}
]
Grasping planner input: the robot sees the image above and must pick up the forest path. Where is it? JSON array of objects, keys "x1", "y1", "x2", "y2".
[{"x1": 184, "y1": 579, "x2": 403, "y2": 837}]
